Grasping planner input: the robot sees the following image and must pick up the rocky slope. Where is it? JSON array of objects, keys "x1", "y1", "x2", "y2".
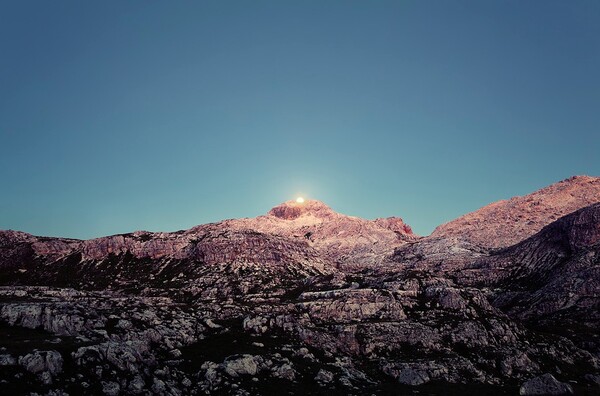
[
  {"x1": 400, "y1": 203, "x2": 600, "y2": 336},
  {"x1": 0, "y1": 227, "x2": 330, "y2": 300},
  {"x1": 392, "y1": 176, "x2": 600, "y2": 278},
  {"x1": 482, "y1": 203, "x2": 600, "y2": 334},
  {"x1": 1, "y1": 177, "x2": 600, "y2": 395},
  {"x1": 431, "y1": 176, "x2": 600, "y2": 249}
]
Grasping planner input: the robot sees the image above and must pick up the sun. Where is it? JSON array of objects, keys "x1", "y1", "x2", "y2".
[{"x1": 296, "y1": 197, "x2": 305, "y2": 204}]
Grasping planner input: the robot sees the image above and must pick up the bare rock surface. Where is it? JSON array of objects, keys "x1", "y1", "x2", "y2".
[{"x1": 431, "y1": 176, "x2": 600, "y2": 249}]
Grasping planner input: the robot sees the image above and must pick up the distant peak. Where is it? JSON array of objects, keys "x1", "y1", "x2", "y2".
[
  {"x1": 268, "y1": 199, "x2": 336, "y2": 220},
  {"x1": 430, "y1": 174, "x2": 600, "y2": 248}
]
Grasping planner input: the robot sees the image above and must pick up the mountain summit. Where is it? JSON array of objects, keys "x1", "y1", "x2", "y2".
[
  {"x1": 268, "y1": 199, "x2": 335, "y2": 220},
  {"x1": 223, "y1": 199, "x2": 416, "y2": 269},
  {"x1": 268, "y1": 199, "x2": 336, "y2": 220}
]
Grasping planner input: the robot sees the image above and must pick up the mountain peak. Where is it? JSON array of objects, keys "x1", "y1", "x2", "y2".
[{"x1": 267, "y1": 199, "x2": 336, "y2": 220}]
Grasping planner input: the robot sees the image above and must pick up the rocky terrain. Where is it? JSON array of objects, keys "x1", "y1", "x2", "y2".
[{"x1": 1, "y1": 176, "x2": 600, "y2": 395}]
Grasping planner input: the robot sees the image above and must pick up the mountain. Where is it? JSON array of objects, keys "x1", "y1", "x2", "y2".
[
  {"x1": 0, "y1": 200, "x2": 414, "y2": 293},
  {"x1": 220, "y1": 199, "x2": 417, "y2": 269},
  {"x1": 1, "y1": 179, "x2": 600, "y2": 395},
  {"x1": 483, "y1": 203, "x2": 600, "y2": 328},
  {"x1": 431, "y1": 176, "x2": 600, "y2": 249},
  {"x1": 392, "y1": 176, "x2": 600, "y2": 278},
  {"x1": 0, "y1": 226, "x2": 329, "y2": 299}
]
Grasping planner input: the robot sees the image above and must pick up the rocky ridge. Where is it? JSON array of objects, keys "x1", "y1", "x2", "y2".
[{"x1": 431, "y1": 175, "x2": 600, "y2": 249}]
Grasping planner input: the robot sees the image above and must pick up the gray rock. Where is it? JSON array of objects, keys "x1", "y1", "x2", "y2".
[
  {"x1": 151, "y1": 378, "x2": 167, "y2": 394},
  {"x1": 315, "y1": 369, "x2": 334, "y2": 383},
  {"x1": 0, "y1": 354, "x2": 16, "y2": 366},
  {"x1": 205, "y1": 367, "x2": 219, "y2": 384},
  {"x1": 19, "y1": 350, "x2": 63, "y2": 375},
  {"x1": 102, "y1": 381, "x2": 121, "y2": 396},
  {"x1": 223, "y1": 355, "x2": 259, "y2": 377},
  {"x1": 39, "y1": 371, "x2": 53, "y2": 385},
  {"x1": 128, "y1": 375, "x2": 145, "y2": 394},
  {"x1": 397, "y1": 368, "x2": 430, "y2": 386},
  {"x1": 243, "y1": 316, "x2": 269, "y2": 334},
  {"x1": 272, "y1": 363, "x2": 296, "y2": 381},
  {"x1": 584, "y1": 373, "x2": 600, "y2": 386},
  {"x1": 205, "y1": 319, "x2": 222, "y2": 329},
  {"x1": 519, "y1": 373, "x2": 574, "y2": 395}
]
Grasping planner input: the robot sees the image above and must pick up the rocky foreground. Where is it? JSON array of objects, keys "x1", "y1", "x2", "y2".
[{"x1": 1, "y1": 176, "x2": 600, "y2": 395}]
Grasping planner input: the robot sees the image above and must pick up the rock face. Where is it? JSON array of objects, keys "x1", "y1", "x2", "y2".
[
  {"x1": 0, "y1": 176, "x2": 599, "y2": 395},
  {"x1": 431, "y1": 175, "x2": 600, "y2": 249}
]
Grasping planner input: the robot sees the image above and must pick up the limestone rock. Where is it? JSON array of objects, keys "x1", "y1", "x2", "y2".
[
  {"x1": 397, "y1": 368, "x2": 430, "y2": 386},
  {"x1": 519, "y1": 373, "x2": 574, "y2": 395},
  {"x1": 19, "y1": 350, "x2": 63, "y2": 375},
  {"x1": 102, "y1": 381, "x2": 121, "y2": 396},
  {"x1": 223, "y1": 355, "x2": 260, "y2": 377}
]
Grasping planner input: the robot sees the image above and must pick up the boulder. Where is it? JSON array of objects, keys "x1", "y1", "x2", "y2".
[
  {"x1": 19, "y1": 350, "x2": 63, "y2": 375},
  {"x1": 397, "y1": 368, "x2": 430, "y2": 386},
  {"x1": 102, "y1": 381, "x2": 120, "y2": 396},
  {"x1": 223, "y1": 355, "x2": 260, "y2": 377},
  {"x1": 519, "y1": 373, "x2": 574, "y2": 395}
]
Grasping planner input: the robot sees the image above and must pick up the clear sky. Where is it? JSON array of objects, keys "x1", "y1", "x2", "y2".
[{"x1": 1, "y1": 1, "x2": 599, "y2": 239}]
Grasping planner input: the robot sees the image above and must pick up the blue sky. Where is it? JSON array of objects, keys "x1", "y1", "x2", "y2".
[{"x1": 1, "y1": 1, "x2": 599, "y2": 239}]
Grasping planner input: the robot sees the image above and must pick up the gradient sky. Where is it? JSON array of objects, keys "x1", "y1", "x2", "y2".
[{"x1": 1, "y1": 1, "x2": 599, "y2": 239}]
